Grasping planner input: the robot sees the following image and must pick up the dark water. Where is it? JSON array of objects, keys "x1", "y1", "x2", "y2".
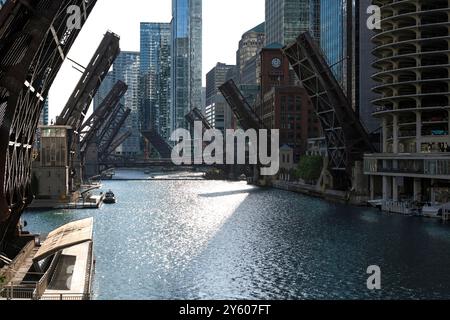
[{"x1": 23, "y1": 170, "x2": 450, "y2": 300}]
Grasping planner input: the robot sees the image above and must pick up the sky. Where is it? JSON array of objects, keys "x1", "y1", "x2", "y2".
[{"x1": 48, "y1": 0, "x2": 265, "y2": 123}]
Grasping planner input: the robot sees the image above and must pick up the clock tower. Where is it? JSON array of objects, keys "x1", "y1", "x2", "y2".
[{"x1": 260, "y1": 43, "x2": 290, "y2": 96}]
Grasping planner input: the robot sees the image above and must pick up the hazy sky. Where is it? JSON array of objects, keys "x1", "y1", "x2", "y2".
[{"x1": 48, "y1": 0, "x2": 265, "y2": 122}]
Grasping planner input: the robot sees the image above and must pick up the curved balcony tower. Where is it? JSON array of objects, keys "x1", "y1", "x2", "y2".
[{"x1": 371, "y1": 0, "x2": 450, "y2": 154}]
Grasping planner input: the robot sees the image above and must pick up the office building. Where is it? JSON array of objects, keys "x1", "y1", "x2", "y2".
[
  {"x1": 140, "y1": 22, "x2": 172, "y2": 141},
  {"x1": 171, "y1": 0, "x2": 202, "y2": 131},
  {"x1": 112, "y1": 51, "x2": 141, "y2": 156},
  {"x1": 265, "y1": 0, "x2": 320, "y2": 46},
  {"x1": 237, "y1": 23, "x2": 266, "y2": 83}
]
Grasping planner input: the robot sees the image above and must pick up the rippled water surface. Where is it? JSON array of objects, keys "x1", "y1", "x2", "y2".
[{"x1": 23, "y1": 170, "x2": 450, "y2": 300}]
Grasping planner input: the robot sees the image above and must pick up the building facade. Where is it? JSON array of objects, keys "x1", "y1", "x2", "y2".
[
  {"x1": 171, "y1": 0, "x2": 202, "y2": 131},
  {"x1": 112, "y1": 51, "x2": 141, "y2": 157},
  {"x1": 237, "y1": 23, "x2": 266, "y2": 83},
  {"x1": 206, "y1": 63, "x2": 235, "y2": 107},
  {"x1": 364, "y1": 0, "x2": 450, "y2": 207},
  {"x1": 140, "y1": 22, "x2": 172, "y2": 141},
  {"x1": 258, "y1": 46, "x2": 321, "y2": 162},
  {"x1": 265, "y1": 0, "x2": 320, "y2": 46}
]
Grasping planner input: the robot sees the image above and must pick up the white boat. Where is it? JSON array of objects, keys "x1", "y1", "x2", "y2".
[
  {"x1": 368, "y1": 199, "x2": 383, "y2": 209},
  {"x1": 421, "y1": 203, "x2": 446, "y2": 218}
]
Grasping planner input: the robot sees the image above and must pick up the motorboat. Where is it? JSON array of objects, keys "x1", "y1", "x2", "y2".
[
  {"x1": 421, "y1": 203, "x2": 445, "y2": 218},
  {"x1": 368, "y1": 199, "x2": 383, "y2": 210},
  {"x1": 103, "y1": 190, "x2": 116, "y2": 204}
]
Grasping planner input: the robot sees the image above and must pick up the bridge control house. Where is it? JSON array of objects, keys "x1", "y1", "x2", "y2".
[{"x1": 31, "y1": 126, "x2": 75, "y2": 206}]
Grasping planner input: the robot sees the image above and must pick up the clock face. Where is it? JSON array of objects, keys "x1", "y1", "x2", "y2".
[{"x1": 272, "y1": 58, "x2": 282, "y2": 69}]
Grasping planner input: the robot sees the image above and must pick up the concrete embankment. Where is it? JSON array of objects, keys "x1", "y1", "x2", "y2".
[{"x1": 271, "y1": 180, "x2": 369, "y2": 207}]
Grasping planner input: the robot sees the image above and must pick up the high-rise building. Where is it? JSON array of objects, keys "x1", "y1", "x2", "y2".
[
  {"x1": 140, "y1": 23, "x2": 172, "y2": 141},
  {"x1": 40, "y1": 98, "x2": 49, "y2": 126},
  {"x1": 265, "y1": 0, "x2": 320, "y2": 46},
  {"x1": 237, "y1": 23, "x2": 265, "y2": 83},
  {"x1": 93, "y1": 71, "x2": 114, "y2": 111},
  {"x1": 364, "y1": 0, "x2": 450, "y2": 208},
  {"x1": 319, "y1": 0, "x2": 379, "y2": 132},
  {"x1": 112, "y1": 51, "x2": 141, "y2": 156},
  {"x1": 205, "y1": 63, "x2": 235, "y2": 133},
  {"x1": 206, "y1": 63, "x2": 235, "y2": 107},
  {"x1": 171, "y1": 0, "x2": 202, "y2": 131}
]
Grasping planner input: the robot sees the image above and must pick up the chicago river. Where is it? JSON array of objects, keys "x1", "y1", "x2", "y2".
[{"x1": 23, "y1": 170, "x2": 450, "y2": 300}]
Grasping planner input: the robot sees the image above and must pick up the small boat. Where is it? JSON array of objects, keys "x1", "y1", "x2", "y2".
[
  {"x1": 421, "y1": 203, "x2": 444, "y2": 218},
  {"x1": 103, "y1": 190, "x2": 116, "y2": 204},
  {"x1": 368, "y1": 199, "x2": 383, "y2": 210}
]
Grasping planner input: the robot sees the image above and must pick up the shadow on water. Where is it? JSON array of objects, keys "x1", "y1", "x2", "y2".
[{"x1": 198, "y1": 189, "x2": 264, "y2": 198}]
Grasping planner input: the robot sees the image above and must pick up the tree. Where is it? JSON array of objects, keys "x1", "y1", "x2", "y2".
[{"x1": 295, "y1": 155, "x2": 324, "y2": 184}]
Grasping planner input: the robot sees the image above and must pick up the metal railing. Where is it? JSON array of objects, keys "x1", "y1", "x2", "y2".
[
  {"x1": 0, "y1": 241, "x2": 36, "y2": 288},
  {"x1": 1, "y1": 287, "x2": 90, "y2": 300}
]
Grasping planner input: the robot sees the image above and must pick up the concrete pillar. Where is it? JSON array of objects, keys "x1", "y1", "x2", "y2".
[
  {"x1": 393, "y1": 114, "x2": 399, "y2": 154},
  {"x1": 416, "y1": 111, "x2": 422, "y2": 153},
  {"x1": 383, "y1": 176, "x2": 392, "y2": 201},
  {"x1": 370, "y1": 176, "x2": 376, "y2": 200},
  {"x1": 431, "y1": 180, "x2": 436, "y2": 203},
  {"x1": 382, "y1": 117, "x2": 388, "y2": 153},
  {"x1": 414, "y1": 178, "x2": 422, "y2": 202},
  {"x1": 393, "y1": 177, "x2": 399, "y2": 202}
]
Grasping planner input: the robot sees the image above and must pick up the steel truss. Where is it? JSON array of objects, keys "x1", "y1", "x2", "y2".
[
  {"x1": 219, "y1": 80, "x2": 265, "y2": 131},
  {"x1": 0, "y1": 0, "x2": 97, "y2": 246},
  {"x1": 97, "y1": 104, "x2": 131, "y2": 162},
  {"x1": 141, "y1": 130, "x2": 172, "y2": 159},
  {"x1": 80, "y1": 80, "x2": 128, "y2": 154},
  {"x1": 185, "y1": 107, "x2": 212, "y2": 131},
  {"x1": 283, "y1": 32, "x2": 376, "y2": 189}
]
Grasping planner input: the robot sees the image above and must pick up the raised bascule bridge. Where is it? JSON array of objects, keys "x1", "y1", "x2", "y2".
[
  {"x1": 283, "y1": 32, "x2": 377, "y2": 190},
  {"x1": 80, "y1": 80, "x2": 130, "y2": 178},
  {"x1": 54, "y1": 30, "x2": 120, "y2": 190},
  {"x1": 0, "y1": 0, "x2": 98, "y2": 299}
]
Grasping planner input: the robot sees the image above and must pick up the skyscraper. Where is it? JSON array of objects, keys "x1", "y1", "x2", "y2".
[
  {"x1": 140, "y1": 23, "x2": 172, "y2": 141},
  {"x1": 171, "y1": 0, "x2": 202, "y2": 131},
  {"x1": 320, "y1": 0, "x2": 379, "y2": 132},
  {"x1": 93, "y1": 71, "x2": 114, "y2": 111},
  {"x1": 265, "y1": 0, "x2": 320, "y2": 46},
  {"x1": 205, "y1": 63, "x2": 235, "y2": 107},
  {"x1": 320, "y1": 0, "x2": 347, "y2": 87},
  {"x1": 237, "y1": 23, "x2": 266, "y2": 83},
  {"x1": 364, "y1": 0, "x2": 450, "y2": 209},
  {"x1": 40, "y1": 98, "x2": 49, "y2": 126},
  {"x1": 112, "y1": 51, "x2": 141, "y2": 156}
]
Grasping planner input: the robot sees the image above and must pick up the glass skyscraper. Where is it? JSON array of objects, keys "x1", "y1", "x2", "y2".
[
  {"x1": 265, "y1": 0, "x2": 320, "y2": 46},
  {"x1": 140, "y1": 23, "x2": 172, "y2": 141},
  {"x1": 171, "y1": 0, "x2": 202, "y2": 131},
  {"x1": 320, "y1": 0, "x2": 347, "y2": 85},
  {"x1": 112, "y1": 51, "x2": 141, "y2": 156}
]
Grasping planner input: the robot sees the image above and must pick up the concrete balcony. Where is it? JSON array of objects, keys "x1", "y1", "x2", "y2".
[{"x1": 364, "y1": 152, "x2": 450, "y2": 179}]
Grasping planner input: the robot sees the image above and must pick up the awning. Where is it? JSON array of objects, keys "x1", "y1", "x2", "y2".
[{"x1": 33, "y1": 218, "x2": 94, "y2": 262}]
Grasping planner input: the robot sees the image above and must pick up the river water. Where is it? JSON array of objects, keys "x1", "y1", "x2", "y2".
[{"x1": 23, "y1": 170, "x2": 450, "y2": 300}]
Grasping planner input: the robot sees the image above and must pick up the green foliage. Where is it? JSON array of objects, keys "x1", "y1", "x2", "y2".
[
  {"x1": 295, "y1": 156, "x2": 324, "y2": 183},
  {"x1": 0, "y1": 275, "x2": 5, "y2": 286}
]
